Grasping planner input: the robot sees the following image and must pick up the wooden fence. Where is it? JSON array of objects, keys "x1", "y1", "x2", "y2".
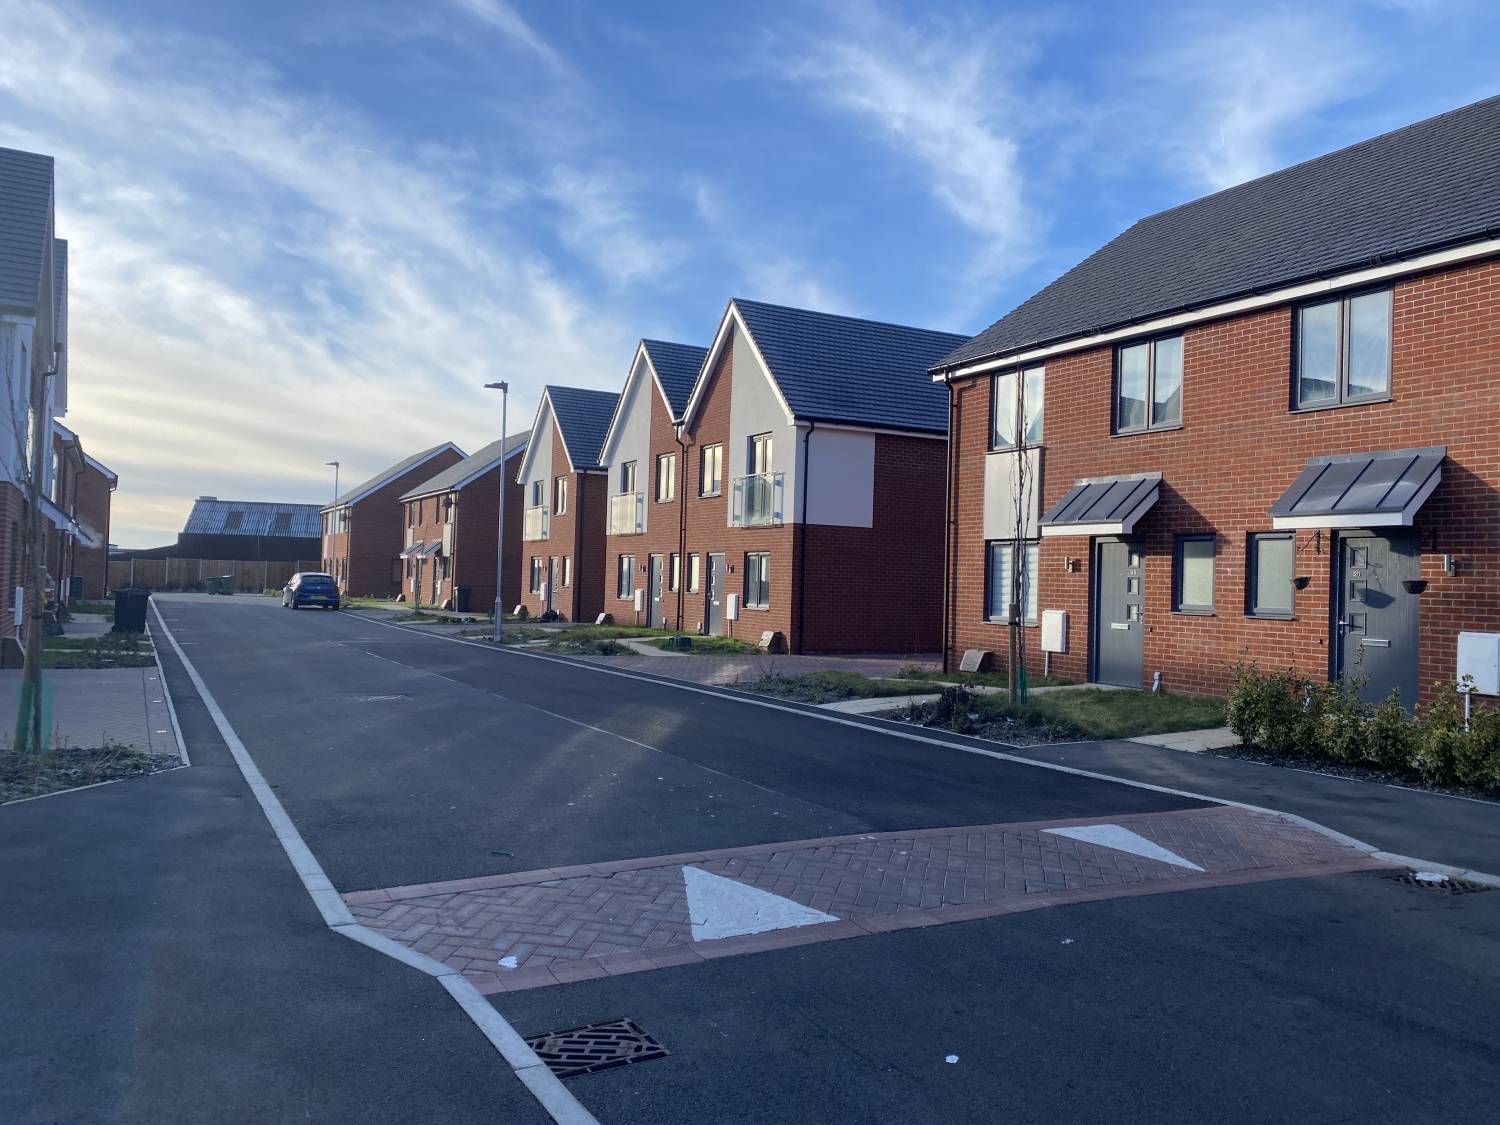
[{"x1": 107, "y1": 558, "x2": 321, "y2": 593}]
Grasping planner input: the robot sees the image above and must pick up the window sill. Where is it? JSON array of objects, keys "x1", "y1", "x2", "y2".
[
  {"x1": 1172, "y1": 609, "x2": 1215, "y2": 617},
  {"x1": 699, "y1": 491, "x2": 722, "y2": 499},
  {"x1": 1290, "y1": 394, "x2": 1391, "y2": 415},
  {"x1": 743, "y1": 603, "x2": 769, "y2": 612},
  {"x1": 1247, "y1": 612, "x2": 1295, "y2": 621},
  {"x1": 985, "y1": 616, "x2": 1038, "y2": 627},
  {"x1": 1112, "y1": 422, "x2": 1183, "y2": 438}
]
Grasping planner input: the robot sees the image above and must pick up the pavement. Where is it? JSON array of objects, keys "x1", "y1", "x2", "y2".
[
  {"x1": 0, "y1": 667, "x2": 177, "y2": 755},
  {"x1": 6, "y1": 592, "x2": 1499, "y2": 1124}
]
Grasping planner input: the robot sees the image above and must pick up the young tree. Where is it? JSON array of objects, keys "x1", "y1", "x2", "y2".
[{"x1": 1007, "y1": 370, "x2": 1038, "y2": 707}]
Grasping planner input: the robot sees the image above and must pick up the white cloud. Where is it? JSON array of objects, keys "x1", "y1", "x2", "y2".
[
  {"x1": 545, "y1": 165, "x2": 687, "y2": 285},
  {"x1": 448, "y1": 0, "x2": 567, "y2": 73}
]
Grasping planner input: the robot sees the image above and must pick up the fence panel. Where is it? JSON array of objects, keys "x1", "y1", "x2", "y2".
[{"x1": 104, "y1": 558, "x2": 323, "y2": 593}]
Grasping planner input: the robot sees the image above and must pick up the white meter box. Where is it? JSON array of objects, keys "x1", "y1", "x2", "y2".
[
  {"x1": 1457, "y1": 632, "x2": 1500, "y2": 696},
  {"x1": 1041, "y1": 610, "x2": 1068, "y2": 654}
]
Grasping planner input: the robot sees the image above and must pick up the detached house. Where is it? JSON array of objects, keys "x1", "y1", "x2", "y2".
[
  {"x1": 321, "y1": 442, "x2": 465, "y2": 596},
  {"x1": 399, "y1": 435, "x2": 527, "y2": 613},
  {"x1": 597, "y1": 339, "x2": 706, "y2": 629},
  {"x1": 675, "y1": 299, "x2": 965, "y2": 653},
  {"x1": 515, "y1": 385, "x2": 619, "y2": 622},
  {"x1": 932, "y1": 95, "x2": 1500, "y2": 706}
]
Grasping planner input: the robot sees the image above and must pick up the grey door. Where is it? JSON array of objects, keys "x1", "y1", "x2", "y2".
[
  {"x1": 706, "y1": 553, "x2": 725, "y2": 636},
  {"x1": 1093, "y1": 539, "x2": 1144, "y2": 688},
  {"x1": 1337, "y1": 533, "x2": 1419, "y2": 705},
  {"x1": 546, "y1": 557, "x2": 557, "y2": 612},
  {"x1": 648, "y1": 554, "x2": 665, "y2": 628}
]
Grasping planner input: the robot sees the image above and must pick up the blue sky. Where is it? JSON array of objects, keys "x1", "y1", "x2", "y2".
[{"x1": 0, "y1": 0, "x2": 1495, "y2": 544}]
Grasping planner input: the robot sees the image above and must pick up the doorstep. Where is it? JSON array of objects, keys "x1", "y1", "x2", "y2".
[{"x1": 1127, "y1": 727, "x2": 1239, "y2": 753}]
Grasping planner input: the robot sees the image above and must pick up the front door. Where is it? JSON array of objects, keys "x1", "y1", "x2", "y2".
[
  {"x1": 648, "y1": 554, "x2": 665, "y2": 628},
  {"x1": 1093, "y1": 539, "x2": 1144, "y2": 688},
  {"x1": 547, "y1": 557, "x2": 557, "y2": 611},
  {"x1": 706, "y1": 553, "x2": 726, "y2": 636},
  {"x1": 1336, "y1": 532, "x2": 1419, "y2": 705}
]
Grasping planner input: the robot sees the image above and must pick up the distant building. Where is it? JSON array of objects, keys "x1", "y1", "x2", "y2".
[{"x1": 117, "y1": 497, "x2": 322, "y2": 562}]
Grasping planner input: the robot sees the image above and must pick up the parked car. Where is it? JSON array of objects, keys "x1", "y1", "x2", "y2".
[{"x1": 282, "y1": 572, "x2": 341, "y2": 610}]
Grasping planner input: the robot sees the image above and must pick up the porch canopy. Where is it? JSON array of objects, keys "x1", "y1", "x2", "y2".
[
  {"x1": 417, "y1": 540, "x2": 442, "y2": 558},
  {"x1": 399, "y1": 541, "x2": 424, "y2": 559},
  {"x1": 1039, "y1": 472, "x2": 1161, "y2": 537},
  {"x1": 1269, "y1": 447, "x2": 1444, "y2": 530}
]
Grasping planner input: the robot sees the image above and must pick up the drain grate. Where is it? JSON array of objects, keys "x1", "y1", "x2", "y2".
[
  {"x1": 1383, "y1": 870, "x2": 1492, "y2": 895},
  {"x1": 525, "y1": 1017, "x2": 669, "y2": 1080}
]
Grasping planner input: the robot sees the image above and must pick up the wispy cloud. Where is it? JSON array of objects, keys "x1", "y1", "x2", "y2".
[{"x1": 448, "y1": 0, "x2": 567, "y2": 73}]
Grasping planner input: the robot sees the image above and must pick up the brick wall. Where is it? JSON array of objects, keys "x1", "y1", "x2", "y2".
[
  {"x1": 74, "y1": 463, "x2": 111, "y2": 598},
  {"x1": 518, "y1": 431, "x2": 608, "y2": 622},
  {"x1": 946, "y1": 255, "x2": 1500, "y2": 702},
  {"x1": 403, "y1": 466, "x2": 523, "y2": 612}
]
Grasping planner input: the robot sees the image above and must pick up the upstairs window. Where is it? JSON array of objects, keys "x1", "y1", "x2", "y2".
[
  {"x1": 1294, "y1": 288, "x2": 1391, "y2": 409},
  {"x1": 748, "y1": 433, "x2": 773, "y2": 475},
  {"x1": 530, "y1": 479, "x2": 544, "y2": 508},
  {"x1": 656, "y1": 452, "x2": 676, "y2": 503},
  {"x1": 991, "y1": 366, "x2": 1044, "y2": 449},
  {"x1": 699, "y1": 444, "x2": 723, "y2": 496},
  {"x1": 1115, "y1": 335, "x2": 1182, "y2": 433},
  {"x1": 620, "y1": 460, "x2": 637, "y2": 495},
  {"x1": 554, "y1": 476, "x2": 567, "y2": 515}
]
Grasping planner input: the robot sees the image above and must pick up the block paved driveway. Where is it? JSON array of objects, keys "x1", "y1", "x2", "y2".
[{"x1": 135, "y1": 595, "x2": 1500, "y2": 1123}]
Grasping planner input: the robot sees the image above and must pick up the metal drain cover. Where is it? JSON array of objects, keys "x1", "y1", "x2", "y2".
[
  {"x1": 525, "y1": 1018, "x2": 669, "y2": 1079},
  {"x1": 1384, "y1": 870, "x2": 1492, "y2": 894}
]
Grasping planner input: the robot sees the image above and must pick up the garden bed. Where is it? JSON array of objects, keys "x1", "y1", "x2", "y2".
[
  {"x1": 1, "y1": 744, "x2": 180, "y2": 803},
  {"x1": 747, "y1": 671, "x2": 931, "y2": 704},
  {"x1": 895, "y1": 686, "x2": 1227, "y2": 745},
  {"x1": 1210, "y1": 743, "x2": 1499, "y2": 803},
  {"x1": 43, "y1": 634, "x2": 156, "y2": 669}
]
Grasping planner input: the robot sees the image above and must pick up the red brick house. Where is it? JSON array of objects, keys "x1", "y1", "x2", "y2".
[
  {"x1": 931, "y1": 96, "x2": 1500, "y2": 707},
  {"x1": 514, "y1": 385, "x2": 618, "y2": 622},
  {"x1": 597, "y1": 339, "x2": 705, "y2": 629},
  {"x1": 670, "y1": 299, "x2": 965, "y2": 653},
  {"x1": 398, "y1": 435, "x2": 526, "y2": 614},
  {"x1": 321, "y1": 442, "x2": 465, "y2": 596},
  {"x1": 48, "y1": 423, "x2": 114, "y2": 601},
  {"x1": 72, "y1": 446, "x2": 116, "y2": 599}
]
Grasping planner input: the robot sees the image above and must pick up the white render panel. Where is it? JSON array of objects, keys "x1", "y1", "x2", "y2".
[
  {"x1": 804, "y1": 427, "x2": 874, "y2": 527},
  {"x1": 520, "y1": 404, "x2": 555, "y2": 501},
  {"x1": 728, "y1": 325, "x2": 798, "y2": 523},
  {"x1": 607, "y1": 353, "x2": 655, "y2": 533},
  {"x1": 982, "y1": 447, "x2": 1041, "y2": 541}
]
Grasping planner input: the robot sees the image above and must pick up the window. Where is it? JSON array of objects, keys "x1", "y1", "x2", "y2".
[
  {"x1": 656, "y1": 452, "x2": 676, "y2": 503},
  {"x1": 700, "y1": 444, "x2": 723, "y2": 495},
  {"x1": 554, "y1": 476, "x2": 567, "y2": 515},
  {"x1": 273, "y1": 512, "x2": 292, "y2": 534},
  {"x1": 617, "y1": 554, "x2": 635, "y2": 599},
  {"x1": 985, "y1": 540, "x2": 1039, "y2": 623},
  {"x1": 688, "y1": 553, "x2": 701, "y2": 593},
  {"x1": 1115, "y1": 335, "x2": 1183, "y2": 433},
  {"x1": 991, "y1": 366, "x2": 1045, "y2": 449},
  {"x1": 529, "y1": 557, "x2": 543, "y2": 593},
  {"x1": 562, "y1": 556, "x2": 572, "y2": 587},
  {"x1": 1247, "y1": 533, "x2": 1295, "y2": 617},
  {"x1": 530, "y1": 479, "x2": 544, "y2": 508},
  {"x1": 744, "y1": 552, "x2": 770, "y2": 608},
  {"x1": 1295, "y1": 288, "x2": 1391, "y2": 408},
  {"x1": 224, "y1": 511, "x2": 243, "y2": 531},
  {"x1": 406, "y1": 503, "x2": 413, "y2": 527},
  {"x1": 1174, "y1": 534, "x2": 1215, "y2": 614},
  {"x1": 669, "y1": 552, "x2": 681, "y2": 592},
  {"x1": 620, "y1": 461, "x2": 637, "y2": 494},
  {"x1": 444, "y1": 497, "x2": 454, "y2": 524},
  {"x1": 748, "y1": 433, "x2": 773, "y2": 475}
]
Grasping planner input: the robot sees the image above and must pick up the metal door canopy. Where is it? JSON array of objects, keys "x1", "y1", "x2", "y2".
[
  {"x1": 1271, "y1": 447, "x2": 1444, "y2": 530},
  {"x1": 1041, "y1": 473, "x2": 1161, "y2": 537}
]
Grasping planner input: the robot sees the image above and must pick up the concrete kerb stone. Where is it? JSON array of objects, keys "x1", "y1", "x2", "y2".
[
  {"x1": 350, "y1": 611, "x2": 1500, "y2": 888},
  {"x1": 148, "y1": 599, "x2": 602, "y2": 1125},
  {"x1": 147, "y1": 623, "x2": 191, "y2": 766}
]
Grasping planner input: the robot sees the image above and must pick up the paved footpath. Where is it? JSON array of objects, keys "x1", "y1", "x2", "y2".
[{"x1": 17, "y1": 593, "x2": 1496, "y2": 1125}]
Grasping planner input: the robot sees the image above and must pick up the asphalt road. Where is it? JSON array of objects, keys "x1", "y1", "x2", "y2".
[{"x1": 9, "y1": 593, "x2": 1499, "y2": 1124}]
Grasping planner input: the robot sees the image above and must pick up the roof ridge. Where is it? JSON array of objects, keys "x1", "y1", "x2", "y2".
[{"x1": 732, "y1": 297, "x2": 969, "y2": 341}]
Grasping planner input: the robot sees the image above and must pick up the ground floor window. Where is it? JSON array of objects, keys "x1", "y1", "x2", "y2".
[
  {"x1": 688, "y1": 553, "x2": 700, "y2": 593},
  {"x1": 529, "y1": 556, "x2": 543, "y2": 593},
  {"x1": 744, "y1": 552, "x2": 770, "y2": 609},
  {"x1": 618, "y1": 554, "x2": 635, "y2": 599},
  {"x1": 669, "y1": 552, "x2": 681, "y2": 592},
  {"x1": 562, "y1": 556, "x2": 572, "y2": 587},
  {"x1": 986, "y1": 540, "x2": 1038, "y2": 623},
  {"x1": 1174, "y1": 534, "x2": 1216, "y2": 614},
  {"x1": 1247, "y1": 532, "x2": 1295, "y2": 617}
]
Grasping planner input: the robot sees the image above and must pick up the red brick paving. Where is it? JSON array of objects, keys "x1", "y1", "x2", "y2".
[{"x1": 345, "y1": 806, "x2": 1392, "y2": 993}]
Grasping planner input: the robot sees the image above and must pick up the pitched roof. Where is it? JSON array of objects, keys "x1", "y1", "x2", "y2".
[
  {"x1": 0, "y1": 146, "x2": 54, "y2": 312},
  {"x1": 400, "y1": 433, "x2": 528, "y2": 499},
  {"x1": 547, "y1": 385, "x2": 619, "y2": 469},
  {"x1": 938, "y1": 94, "x2": 1500, "y2": 371},
  {"x1": 725, "y1": 299, "x2": 966, "y2": 434},
  {"x1": 329, "y1": 442, "x2": 466, "y2": 509},
  {"x1": 182, "y1": 498, "x2": 322, "y2": 538},
  {"x1": 640, "y1": 339, "x2": 707, "y2": 417}
]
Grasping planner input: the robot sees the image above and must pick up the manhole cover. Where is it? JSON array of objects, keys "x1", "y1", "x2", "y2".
[
  {"x1": 1383, "y1": 870, "x2": 1492, "y2": 894},
  {"x1": 352, "y1": 694, "x2": 411, "y2": 703},
  {"x1": 525, "y1": 1018, "x2": 669, "y2": 1080}
]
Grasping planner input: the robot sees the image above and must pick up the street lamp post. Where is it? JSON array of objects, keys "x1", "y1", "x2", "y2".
[
  {"x1": 484, "y1": 381, "x2": 509, "y2": 644},
  {"x1": 325, "y1": 460, "x2": 340, "y2": 504}
]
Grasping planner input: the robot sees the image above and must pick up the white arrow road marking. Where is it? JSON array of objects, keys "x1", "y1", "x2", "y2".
[
  {"x1": 682, "y1": 866, "x2": 839, "y2": 941},
  {"x1": 1044, "y1": 824, "x2": 1205, "y2": 872}
]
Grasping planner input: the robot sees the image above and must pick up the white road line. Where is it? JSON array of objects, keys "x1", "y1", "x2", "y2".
[
  {"x1": 148, "y1": 622, "x2": 190, "y2": 766},
  {"x1": 345, "y1": 611, "x2": 1500, "y2": 888},
  {"x1": 149, "y1": 599, "x2": 601, "y2": 1125}
]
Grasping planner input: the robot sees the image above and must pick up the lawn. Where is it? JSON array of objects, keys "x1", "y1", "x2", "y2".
[
  {"x1": 500, "y1": 623, "x2": 674, "y2": 655},
  {"x1": 66, "y1": 599, "x2": 115, "y2": 621},
  {"x1": 42, "y1": 634, "x2": 156, "y2": 669},
  {"x1": 645, "y1": 634, "x2": 759, "y2": 655},
  {"x1": 893, "y1": 665, "x2": 1075, "y2": 690},
  {"x1": 903, "y1": 687, "x2": 1226, "y2": 744},
  {"x1": 746, "y1": 671, "x2": 933, "y2": 704}
]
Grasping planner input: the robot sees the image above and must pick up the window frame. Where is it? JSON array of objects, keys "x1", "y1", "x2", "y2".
[
  {"x1": 1246, "y1": 532, "x2": 1296, "y2": 619},
  {"x1": 743, "y1": 551, "x2": 770, "y2": 609},
  {"x1": 528, "y1": 556, "x2": 543, "y2": 594},
  {"x1": 687, "y1": 552, "x2": 701, "y2": 593},
  {"x1": 655, "y1": 452, "x2": 676, "y2": 503},
  {"x1": 617, "y1": 553, "x2": 635, "y2": 599},
  {"x1": 990, "y1": 365, "x2": 1045, "y2": 451},
  {"x1": 984, "y1": 539, "x2": 1039, "y2": 625},
  {"x1": 699, "y1": 444, "x2": 723, "y2": 497},
  {"x1": 1291, "y1": 286, "x2": 1393, "y2": 411},
  {"x1": 620, "y1": 460, "x2": 637, "y2": 495},
  {"x1": 669, "y1": 552, "x2": 681, "y2": 592},
  {"x1": 1113, "y1": 333, "x2": 1184, "y2": 435},
  {"x1": 554, "y1": 476, "x2": 567, "y2": 516},
  {"x1": 562, "y1": 555, "x2": 572, "y2": 587},
  {"x1": 1173, "y1": 533, "x2": 1216, "y2": 615}
]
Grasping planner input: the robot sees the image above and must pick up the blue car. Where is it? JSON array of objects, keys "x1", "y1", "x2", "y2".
[{"x1": 282, "y1": 571, "x2": 341, "y2": 610}]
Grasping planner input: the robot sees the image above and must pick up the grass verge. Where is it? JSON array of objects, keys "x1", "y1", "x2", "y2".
[
  {"x1": 43, "y1": 633, "x2": 156, "y2": 669},
  {"x1": 746, "y1": 671, "x2": 933, "y2": 704},
  {"x1": 645, "y1": 635, "x2": 759, "y2": 655},
  {"x1": 900, "y1": 686, "x2": 1226, "y2": 744},
  {"x1": 893, "y1": 665, "x2": 1074, "y2": 690},
  {"x1": 66, "y1": 599, "x2": 115, "y2": 621},
  {"x1": 1, "y1": 743, "x2": 178, "y2": 803}
]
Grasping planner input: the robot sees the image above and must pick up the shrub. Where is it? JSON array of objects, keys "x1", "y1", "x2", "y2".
[{"x1": 1367, "y1": 695, "x2": 1418, "y2": 770}]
